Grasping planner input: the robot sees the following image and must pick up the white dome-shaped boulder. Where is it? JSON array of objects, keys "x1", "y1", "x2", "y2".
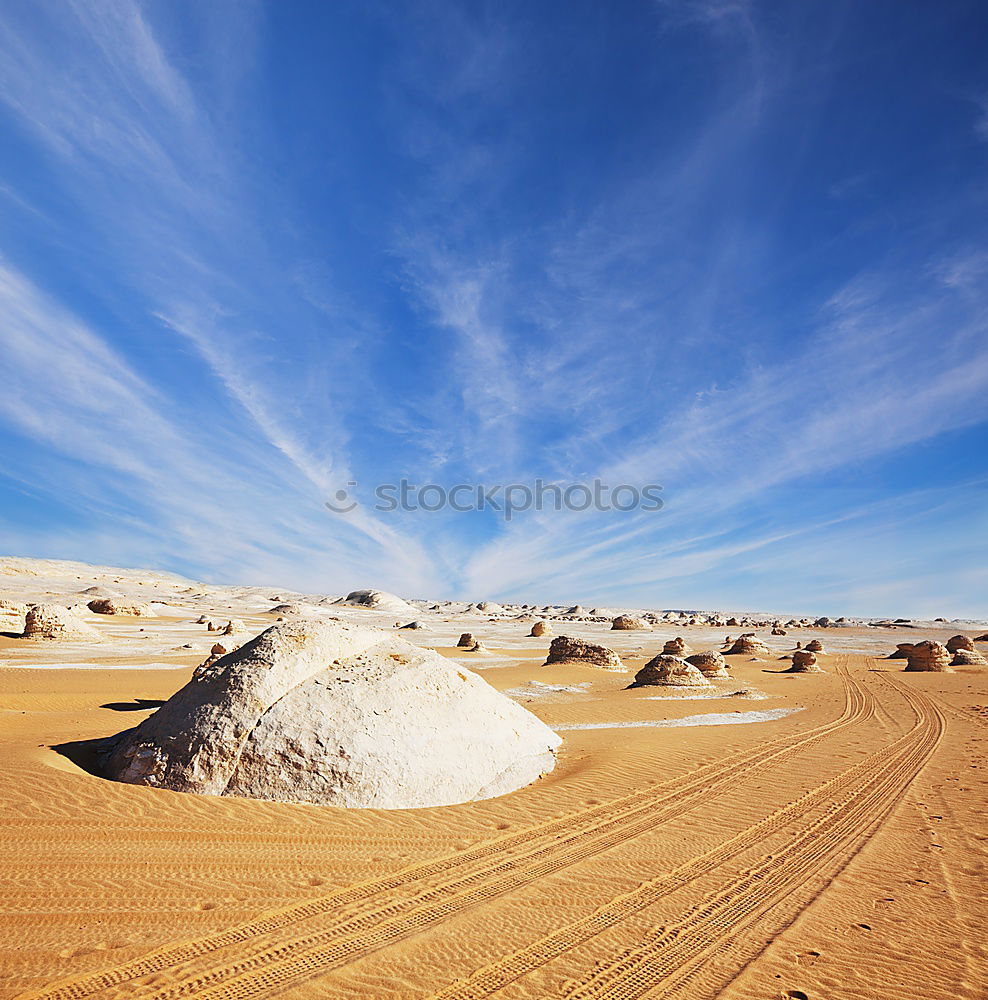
[
  {"x1": 662, "y1": 636, "x2": 692, "y2": 656},
  {"x1": 103, "y1": 620, "x2": 560, "y2": 809},
  {"x1": 611, "y1": 615, "x2": 646, "y2": 630},
  {"x1": 786, "y1": 649, "x2": 823, "y2": 673},
  {"x1": 950, "y1": 648, "x2": 986, "y2": 667},
  {"x1": 725, "y1": 634, "x2": 769, "y2": 656},
  {"x1": 631, "y1": 655, "x2": 712, "y2": 688},
  {"x1": 685, "y1": 651, "x2": 729, "y2": 678},
  {"x1": 268, "y1": 603, "x2": 303, "y2": 615},
  {"x1": 946, "y1": 634, "x2": 974, "y2": 654},
  {"x1": 544, "y1": 636, "x2": 623, "y2": 671},
  {"x1": 338, "y1": 589, "x2": 418, "y2": 617}
]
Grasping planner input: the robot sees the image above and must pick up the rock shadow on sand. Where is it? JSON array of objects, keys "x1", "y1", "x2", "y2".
[
  {"x1": 50, "y1": 735, "x2": 118, "y2": 778},
  {"x1": 99, "y1": 698, "x2": 166, "y2": 712}
]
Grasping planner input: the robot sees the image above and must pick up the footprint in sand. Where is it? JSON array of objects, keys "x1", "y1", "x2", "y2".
[
  {"x1": 794, "y1": 950, "x2": 821, "y2": 966},
  {"x1": 782, "y1": 991, "x2": 809, "y2": 1000},
  {"x1": 94, "y1": 939, "x2": 129, "y2": 951},
  {"x1": 194, "y1": 901, "x2": 218, "y2": 911},
  {"x1": 59, "y1": 946, "x2": 95, "y2": 959},
  {"x1": 60, "y1": 940, "x2": 128, "y2": 959}
]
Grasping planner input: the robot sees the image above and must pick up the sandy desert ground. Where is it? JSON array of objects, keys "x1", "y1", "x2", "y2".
[{"x1": 0, "y1": 557, "x2": 986, "y2": 1000}]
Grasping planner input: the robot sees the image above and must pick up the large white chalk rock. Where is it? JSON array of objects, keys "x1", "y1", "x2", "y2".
[
  {"x1": 104, "y1": 620, "x2": 560, "y2": 809},
  {"x1": 22, "y1": 603, "x2": 102, "y2": 641}
]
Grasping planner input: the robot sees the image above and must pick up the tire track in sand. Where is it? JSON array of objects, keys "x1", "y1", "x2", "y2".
[
  {"x1": 557, "y1": 673, "x2": 943, "y2": 1000},
  {"x1": 18, "y1": 658, "x2": 867, "y2": 1000},
  {"x1": 421, "y1": 670, "x2": 935, "y2": 999}
]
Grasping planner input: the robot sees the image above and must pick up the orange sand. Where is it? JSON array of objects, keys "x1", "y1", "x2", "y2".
[{"x1": 2, "y1": 634, "x2": 986, "y2": 999}]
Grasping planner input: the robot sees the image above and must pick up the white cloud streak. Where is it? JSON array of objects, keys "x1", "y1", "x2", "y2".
[{"x1": 0, "y1": 1, "x2": 985, "y2": 616}]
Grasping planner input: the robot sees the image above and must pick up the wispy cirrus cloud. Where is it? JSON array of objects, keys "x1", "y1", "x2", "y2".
[
  {"x1": 0, "y1": 257, "x2": 440, "y2": 593},
  {"x1": 457, "y1": 249, "x2": 988, "y2": 607},
  {"x1": 1, "y1": 1, "x2": 986, "y2": 616},
  {"x1": 0, "y1": 0, "x2": 440, "y2": 593}
]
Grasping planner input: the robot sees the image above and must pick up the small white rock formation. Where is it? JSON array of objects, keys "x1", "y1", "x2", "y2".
[
  {"x1": 338, "y1": 589, "x2": 418, "y2": 617},
  {"x1": 268, "y1": 603, "x2": 302, "y2": 615},
  {"x1": 78, "y1": 586, "x2": 122, "y2": 598},
  {"x1": 22, "y1": 604, "x2": 101, "y2": 641},
  {"x1": 465, "y1": 641, "x2": 490, "y2": 653},
  {"x1": 904, "y1": 640, "x2": 952, "y2": 672},
  {"x1": 544, "y1": 636, "x2": 623, "y2": 671},
  {"x1": 946, "y1": 634, "x2": 974, "y2": 654},
  {"x1": 804, "y1": 639, "x2": 824, "y2": 653},
  {"x1": 87, "y1": 598, "x2": 156, "y2": 616},
  {"x1": 685, "y1": 651, "x2": 729, "y2": 678},
  {"x1": 197, "y1": 642, "x2": 237, "y2": 671},
  {"x1": 771, "y1": 627, "x2": 787, "y2": 636},
  {"x1": 725, "y1": 634, "x2": 769, "y2": 655},
  {"x1": 457, "y1": 632, "x2": 475, "y2": 648},
  {"x1": 630, "y1": 655, "x2": 712, "y2": 688},
  {"x1": 475, "y1": 601, "x2": 505, "y2": 614},
  {"x1": 662, "y1": 637, "x2": 691, "y2": 656},
  {"x1": 398, "y1": 620, "x2": 425, "y2": 630},
  {"x1": 529, "y1": 620, "x2": 550, "y2": 637},
  {"x1": 222, "y1": 619, "x2": 246, "y2": 636},
  {"x1": 611, "y1": 615, "x2": 646, "y2": 630},
  {"x1": 950, "y1": 649, "x2": 986, "y2": 666},
  {"x1": 787, "y1": 649, "x2": 823, "y2": 673},
  {"x1": 104, "y1": 620, "x2": 560, "y2": 809}
]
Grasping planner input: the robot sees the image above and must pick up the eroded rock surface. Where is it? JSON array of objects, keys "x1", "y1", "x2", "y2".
[
  {"x1": 22, "y1": 604, "x2": 101, "y2": 641},
  {"x1": 787, "y1": 649, "x2": 823, "y2": 673},
  {"x1": 104, "y1": 620, "x2": 560, "y2": 809},
  {"x1": 904, "y1": 640, "x2": 951, "y2": 672},
  {"x1": 685, "y1": 651, "x2": 729, "y2": 678},
  {"x1": 544, "y1": 636, "x2": 623, "y2": 671},
  {"x1": 631, "y1": 655, "x2": 712, "y2": 688},
  {"x1": 611, "y1": 615, "x2": 646, "y2": 630}
]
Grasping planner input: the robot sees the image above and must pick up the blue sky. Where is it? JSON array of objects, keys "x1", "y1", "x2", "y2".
[{"x1": 1, "y1": 0, "x2": 987, "y2": 617}]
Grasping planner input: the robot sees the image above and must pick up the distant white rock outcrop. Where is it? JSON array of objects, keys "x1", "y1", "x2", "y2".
[
  {"x1": 87, "y1": 598, "x2": 157, "y2": 616},
  {"x1": 337, "y1": 589, "x2": 419, "y2": 617},
  {"x1": 22, "y1": 604, "x2": 102, "y2": 641}
]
